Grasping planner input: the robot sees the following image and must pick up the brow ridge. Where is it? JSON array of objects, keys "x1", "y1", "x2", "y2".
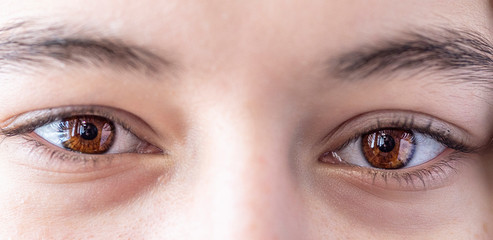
[
  {"x1": 0, "y1": 21, "x2": 169, "y2": 74},
  {"x1": 332, "y1": 28, "x2": 493, "y2": 89}
]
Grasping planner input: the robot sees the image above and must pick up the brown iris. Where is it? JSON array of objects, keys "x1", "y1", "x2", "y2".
[
  {"x1": 59, "y1": 116, "x2": 115, "y2": 154},
  {"x1": 362, "y1": 129, "x2": 415, "y2": 169}
]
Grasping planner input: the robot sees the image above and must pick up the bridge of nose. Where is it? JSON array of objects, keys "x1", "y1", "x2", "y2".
[{"x1": 178, "y1": 102, "x2": 308, "y2": 239}]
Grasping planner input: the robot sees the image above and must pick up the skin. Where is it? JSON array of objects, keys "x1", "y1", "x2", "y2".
[{"x1": 0, "y1": 0, "x2": 492, "y2": 239}]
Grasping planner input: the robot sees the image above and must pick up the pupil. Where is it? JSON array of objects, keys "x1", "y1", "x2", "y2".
[
  {"x1": 377, "y1": 134, "x2": 395, "y2": 153},
  {"x1": 79, "y1": 122, "x2": 99, "y2": 140}
]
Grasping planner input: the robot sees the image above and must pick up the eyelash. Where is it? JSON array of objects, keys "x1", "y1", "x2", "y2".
[
  {"x1": 319, "y1": 116, "x2": 480, "y2": 190},
  {"x1": 0, "y1": 109, "x2": 482, "y2": 187},
  {"x1": 352, "y1": 151, "x2": 464, "y2": 189},
  {"x1": 22, "y1": 135, "x2": 111, "y2": 165},
  {"x1": 331, "y1": 119, "x2": 473, "y2": 153},
  {"x1": 0, "y1": 108, "x2": 153, "y2": 170},
  {"x1": 1, "y1": 108, "x2": 134, "y2": 137}
]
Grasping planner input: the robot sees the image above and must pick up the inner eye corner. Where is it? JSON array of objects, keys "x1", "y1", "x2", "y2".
[{"x1": 318, "y1": 151, "x2": 345, "y2": 165}]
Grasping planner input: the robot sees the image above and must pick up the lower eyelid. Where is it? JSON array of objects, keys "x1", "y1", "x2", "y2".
[
  {"x1": 317, "y1": 150, "x2": 472, "y2": 191},
  {"x1": 10, "y1": 135, "x2": 136, "y2": 174},
  {"x1": 1, "y1": 134, "x2": 173, "y2": 187}
]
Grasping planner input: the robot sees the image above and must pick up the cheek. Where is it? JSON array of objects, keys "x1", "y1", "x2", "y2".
[
  {"x1": 303, "y1": 159, "x2": 490, "y2": 238},
  {"x1": 0, "y1": 153, "x2": 170, "y2": 234}
]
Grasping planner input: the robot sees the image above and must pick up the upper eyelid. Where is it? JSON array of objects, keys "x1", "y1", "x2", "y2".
[
  {"x1": 0, "y1": 105, "x2": 155, "y2": 138},
  {"x1": 317, "y1": 110, "x2": 476, "y2": 153}
]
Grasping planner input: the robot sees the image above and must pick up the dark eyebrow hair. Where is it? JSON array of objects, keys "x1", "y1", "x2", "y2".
[
  {"x1": 2, "y1": 21, "x2": 491, "y2": 88},
  {"x1": 332, "y1": 28, "x2": 493, "y2": 89},
  {"x1": 0, "y1": 21, "x2": 169, "y2": 74}
]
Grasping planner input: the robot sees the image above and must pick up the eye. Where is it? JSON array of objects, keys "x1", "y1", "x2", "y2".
[
  {"x1": 332, "y1": 128, "x2": 446, "y2": 169},
  {"x1": 34, "y1": 115, "x2": 160, "y2": 154}
]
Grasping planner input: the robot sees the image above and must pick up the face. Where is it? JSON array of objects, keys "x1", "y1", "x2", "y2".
[{"x1": 0, "y1": 0, "x2": 492, "y2": 239}]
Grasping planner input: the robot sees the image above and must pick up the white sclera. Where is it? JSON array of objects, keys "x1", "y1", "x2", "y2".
[
  {"x1": 335, "y1": 132, "x2": 446, "y2": 169},
  {"x1": 34, "y1": 120, "x2": 144, "y2": 154}
]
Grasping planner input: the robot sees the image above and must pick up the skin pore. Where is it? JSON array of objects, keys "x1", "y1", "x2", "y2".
[{"x1": 0, "y1": 0, "x2": 492, "y2": 239}]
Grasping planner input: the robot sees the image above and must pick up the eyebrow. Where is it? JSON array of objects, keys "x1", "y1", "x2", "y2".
[
  {"x1": 332, "y1": 28, "x2": 493, "y2": 88},
  {"x1": 0, "y1": 21, "x2": 169, "y2": 74},
  {"x1": 1, "y1": 21, "x2": 492, "y2": 88}
]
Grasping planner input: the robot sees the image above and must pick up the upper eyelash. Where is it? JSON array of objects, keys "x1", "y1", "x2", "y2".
[
  {"x1": 2, "y1": 110, "x2": 162, "y2": 168},
  {"x1": 0, "y1": 107, "x2": 134, "y2": 137},
  {"x1": 330, "y1": 119, "x2": 476, "y2": 154},
  {"x1": 318, "y1": 114, "x2": 480, "y2": 190},
  {"x1": 0, "y1": 108, "x2": 134, "y2": 163}
]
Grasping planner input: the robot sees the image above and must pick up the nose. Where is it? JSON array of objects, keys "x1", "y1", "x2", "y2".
[{"x1": 185, "y1": 109, "x2": 307, "y2": 239}]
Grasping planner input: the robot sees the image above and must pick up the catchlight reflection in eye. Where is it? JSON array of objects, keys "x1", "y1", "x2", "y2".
[
  {"x1": 332, "y1": 129, "x2": 446, "y2": 169},
  {"x1": 34, "y1": 115, "x2": 160, "y2": 154},
  {"x1": 34, "y1": 116, "x2": 115, "y2": 154},
  {"x1": 362, "y1": 129, "x2": 415, "y2": 169}
]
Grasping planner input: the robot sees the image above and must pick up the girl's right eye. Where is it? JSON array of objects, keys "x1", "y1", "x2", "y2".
[{"x1": 34, "y1": 115, "x2": 162, "y2": 155}]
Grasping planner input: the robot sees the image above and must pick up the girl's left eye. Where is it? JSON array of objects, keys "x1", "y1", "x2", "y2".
[
  {"x1": 34, "y1": 115, "x2": 160, "y2": 154},
  {"x1": 331, "y1": 129, "x2": 446, "y2": 169}
]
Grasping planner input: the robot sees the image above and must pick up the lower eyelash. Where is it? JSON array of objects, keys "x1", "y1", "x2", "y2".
[
  {"x1": 326, "y1": 150, "x2": 471, "y2": 191},
  {"x1": 371, "y1": 158, "x2": 456, "y2": 188},
  {"x1": 20, "y1": 135, "x2": 115, "y2": 171}
]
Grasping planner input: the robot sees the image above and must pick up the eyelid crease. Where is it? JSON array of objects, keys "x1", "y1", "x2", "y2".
[{"x1": 318, "y1": 110, "x2": 480, "y2": 154}]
